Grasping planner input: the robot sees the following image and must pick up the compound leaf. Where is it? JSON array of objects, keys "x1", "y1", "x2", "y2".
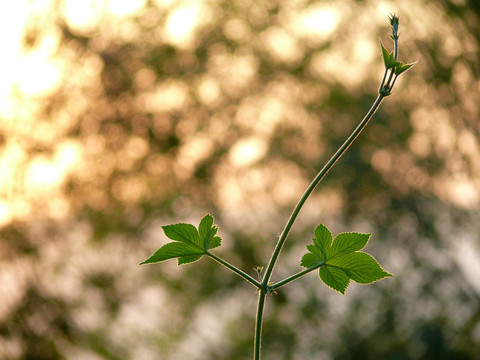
[
  {"x1": 140, "y1": 214, "x2": 222, "y2": 266},
  {"x1": 301, "y1": 224, "x2": 392, "y2": 294}
]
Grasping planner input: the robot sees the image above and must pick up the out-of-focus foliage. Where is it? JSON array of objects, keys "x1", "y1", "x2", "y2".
[{"x1": 0, "y1": 0, "x2": 479, "y2": 359}]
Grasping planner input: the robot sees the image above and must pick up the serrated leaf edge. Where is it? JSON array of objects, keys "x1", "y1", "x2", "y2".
[
  {"x1": 301, "y1": 224, "x2": 392, "y2": 295},
  {"x1": 326, "y1": 251, "x2": 393, "y2": 284},
  {"x1": 319, "y1": 267, "x2": 350, "y2": 295},
  {"x1": 140, "y1": 214, "x2": 222, "y2": 266}
]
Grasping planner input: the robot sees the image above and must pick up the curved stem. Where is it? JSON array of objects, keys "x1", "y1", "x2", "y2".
[
  {"x1": 379, "y1": 68, "x2": 389, "y2": 93},
  {"x1": 254, "y1": 289, "x2": 267, "y2": 360},
  {"x1": 269, "y1": 261, "x2": 325, "y2": 291},
  {"x1": 207, "y1": 252, "x2": 261, "y2": 289},
  {"x1": 390, "y1": 74, "x2": 399, "y2": 90},
  {"x1": 262, "y1": 94, "x2": 385, "y2": 288}
]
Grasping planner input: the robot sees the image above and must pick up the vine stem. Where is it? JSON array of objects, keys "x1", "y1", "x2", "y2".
[
  {"x1": 269, "y1": 261, "x2": 325, "y2": 291},
  {"x1": 206, "y1": 252, "x2": 261, "y2": 288},
  {"x1": 262, "y1": 93, "x2": 385, "y2": 286},
  {"x1": 394, "y1": 36, "x2": 399, "y2": 61},
  {"x1": 254, "y1": 289, "x2": 267, "y2": 360},
  {"x1": 253, "y1": 93, "x2": 386, "y2": 359}
]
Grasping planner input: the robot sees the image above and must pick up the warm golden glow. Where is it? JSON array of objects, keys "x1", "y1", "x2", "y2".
[
  {"x1": 1, "y1": 1, "x2": 480, "y2": 359},
  {"x1": 262, "y1": 26, "x2": 302, "y2": 64},
  {"x1": 229, "y1": 137, "x2": 268, "y2": 167},
  {"x1": 290, "y1": 4, "x2": 339, "y2": 40},
  {"x1": 0, "y1": 0, "x2": 478, "y2": 231},
  {"x1": 164, "y1": 2, "x2": 211, "y2": 49}
]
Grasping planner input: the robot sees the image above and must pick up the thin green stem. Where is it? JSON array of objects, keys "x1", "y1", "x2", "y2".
[
  {"x1": 261, "y1": 94, "x2": 385, "y2": 288},
  {"x1": 254, "y1": 289, "x2": 267, "y2": 360},
  {"x1": 379, "y1": 68, "x2": 388, "y2": 93},
  {"x1": 385, "y1": 68, "x2": 395, "y2": 90},
  {"x1": 252, "y1": 94, "x2": 385, "y2": 360},
  {"x1": 390, "y1": 34, "x2": 399, "y2": 91},
  {"x1": 207, "y1": 252, "x2": 261, "y2": 289},
  {"x1": 390, "y1": 74, "x2": 399, "y2": 90},
  {"x1": 251, "y1": 16, "x2": 407, "y2": 360},
  {"x1": 394, "y1": 37, "x2": 398, "y2": 61},
  {"x1": 269, "y1": 261, "x2": 325, "y2": 291}
]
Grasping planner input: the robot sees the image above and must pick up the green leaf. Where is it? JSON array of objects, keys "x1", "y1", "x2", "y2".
[
  {"x1": 314, "y1": 224, "x2": 332, "y2": 252},
  {"x1": 301, "y1": 224, "x2": 392, "y2": 294},
  {"x1": 394, "y1": 60, "x2": 418, "y2": 75},
  {"x1": 141, "y1": 242, "x2": 203, "y2": 264},
  {"x1": 199, "y1": 214, "x2": 214, "y2": 245},
  {"x1": 307, "y1": 244, "x2": 324, "y2": 260},
  {"x1": 178, "y1": 254, "x2": 203, "y2": 265},
  {"x1": 327, "y1": 252, "x2": 392, "y2": 284},
  {"x1": 140, "y1": 214, "x2": 222, "y2": 265},
  {"x1": 328, "y1": 232, "x2": 370, "y2": 259},
  {"x1": 199, "y1": 214, "x2": 221, "y2": 250},
  {"x1": 299, "y1": 224, "x2": 331, "y2": 268},
  {"x1": 320, "y1": 266, "x2": 350, "y2": 295},
  {"x1": 380, "y1": 40, "x2": 395, "y2": 69},
  {"x1": 163, "y1": 223, "x2": 200, "y2": 246},
  {"x1": 301, "y1": 252, "x2": 322, "y2": 268}
]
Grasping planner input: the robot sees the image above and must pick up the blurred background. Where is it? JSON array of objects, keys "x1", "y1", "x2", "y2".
[{"x1": 0, "y1": 0, "x2": 479, "y2": 359}]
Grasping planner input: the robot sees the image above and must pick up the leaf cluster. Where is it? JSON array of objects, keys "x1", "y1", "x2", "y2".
[
  {"x1": 380, "y1": 40, "x2": 416, "y2": 75},
  {"x1": 140, "y1": 214, "x2": 221, "y2": 265},
  {"x1": 301, "y1": 224, "x2": 392, "y2": 294}
]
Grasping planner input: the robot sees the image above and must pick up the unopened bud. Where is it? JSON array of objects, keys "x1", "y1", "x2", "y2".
[{"x1": 388, "y1": 13, "x2": 399, "y2": 39}]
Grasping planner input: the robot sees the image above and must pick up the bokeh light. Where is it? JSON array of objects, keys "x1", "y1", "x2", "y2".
[{"x1": 0, "y1": 0, "x2": 479, "y2": 359}]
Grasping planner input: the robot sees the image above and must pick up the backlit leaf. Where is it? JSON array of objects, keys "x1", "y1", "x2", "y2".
[
  {"x1": 328, "y1": 232, "x2": 370, "y2": 259},
  {"x1": 301, "y1": 223, "x2": 392, "y2": 294},
  {"x1": 327, "y1": 252, "x2": 392, "y2": 284},
  {"x1": 301, "y1": 252, "x2": 323, "y2": 268},
  {"x1": 320, "y1": 266, "x2": 350, "y2": 295},
  {"x1": 314, "y1": 224, "x2": 332, "y2": 253},
  {"x1": 140, "y1": 214, "x2": 222, "y2": 266},
  {"x1": 394, "y1": 60, "x2": 418, "y2": 75},
  {"x1": 380, "y1": 40, "x2": 395, "y2": 69}
]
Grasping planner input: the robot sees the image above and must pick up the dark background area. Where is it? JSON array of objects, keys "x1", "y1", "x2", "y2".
[{"x1": 0, "y1": 0, "x2": 479, "y2": 359}]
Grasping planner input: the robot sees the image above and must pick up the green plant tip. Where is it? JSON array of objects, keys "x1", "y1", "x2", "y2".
[{"x1": 389, "y1": 13, "x2": 399, "y2": 37}]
